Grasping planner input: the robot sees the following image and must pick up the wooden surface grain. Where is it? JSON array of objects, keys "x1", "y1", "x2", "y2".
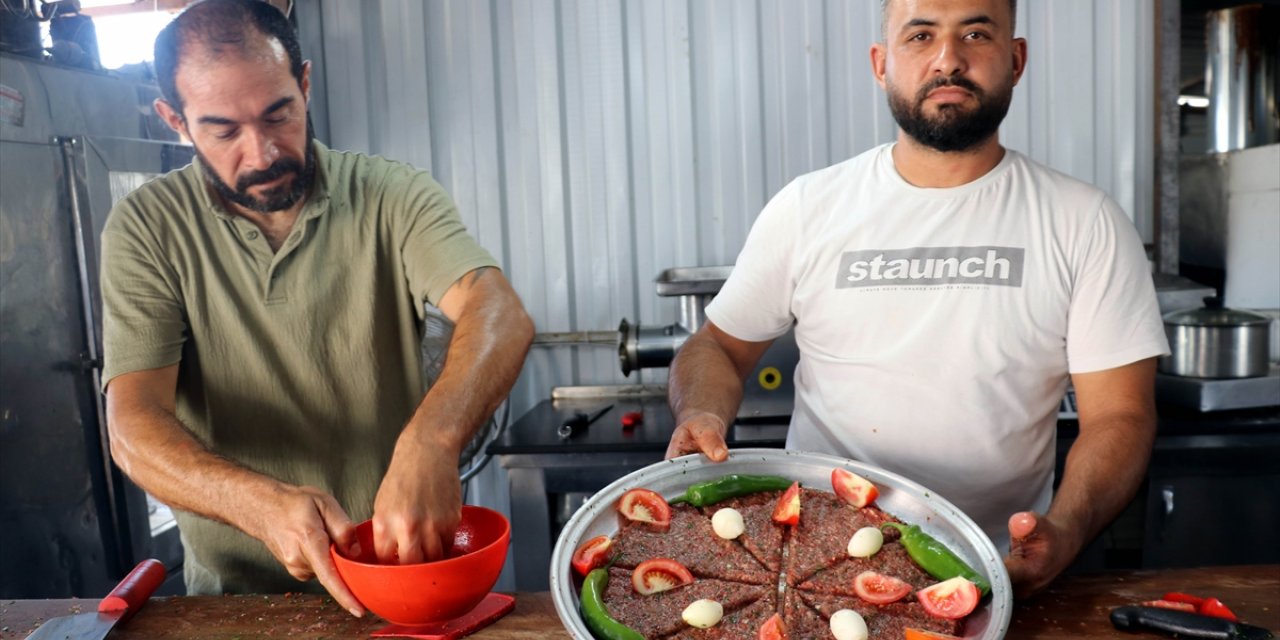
[
  {"x1": 1010, "y1": 564, "x2": 1278, "y2": 638},
  {"x1": 3, "y1": 565, "x2": 1276, "y2": 639}
]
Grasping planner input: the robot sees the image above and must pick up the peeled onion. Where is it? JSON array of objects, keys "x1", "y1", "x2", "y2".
[
  {"x1": 711, "y1": 508, "x2": 746, "y2": 540},
  {"x1": 847, "y1": 526, "x2": 884, "y2": 558},
  {"x1": 830, "y1": 608, "x2": 869, "y2": 640},
  {"x1": 682, "y1": 599, "x2": 724, "y2": 628}
]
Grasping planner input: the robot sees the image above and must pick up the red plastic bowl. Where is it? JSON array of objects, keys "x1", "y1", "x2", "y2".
[{"x1": 330, "y1": 506, "x2": 510, "y2": 625}]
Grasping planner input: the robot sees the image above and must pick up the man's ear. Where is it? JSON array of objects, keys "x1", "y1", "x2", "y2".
[
  {"x1": 869, "y1": 43, "x2": 888, "y2": 90},
  {"x1": 153, "y1": 98, "x2": 190, "y2": 143},
  {"x1": 301, "y1": 60, "x2": 312, "y2": 106},
  {"x1": 1010, "y1": 37, "x2": 1028, "y2": 86}
]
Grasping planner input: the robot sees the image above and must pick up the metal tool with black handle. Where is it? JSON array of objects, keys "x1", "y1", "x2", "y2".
[
  {"x1": 1112, "y1": 605, "x2": 1275, "y2": 639},
  {"x1": 25, "y1": 559, "x2": 166, "y2": 640},
  {"x1": 557, "y1": 404, "x2": 613, "y2": 439}
]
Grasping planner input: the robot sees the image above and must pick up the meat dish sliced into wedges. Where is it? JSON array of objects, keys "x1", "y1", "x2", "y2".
[
  {"x1": 783, "y1": 488, "x2": 897, "y2": 586},
  {"x1": 614, "y1": 503, "x2": 774, "y2": 584},
  {"x1": 796, "y1": 539, "x2": 936, "y2": 596},
  {"x1": 699, "y1": 490, "x2": 788, "y2": 573},
  {"x1": 781, "y1": 585, "x2": 830, "y2": 639},
  {"x1": 799, "y1": 590, "x2": 964, "y2": 637},
  {"x1": 664, "y1": 588, "x2": 780, "y2": 639},
  {"x1": 601, "y1": 567, "x2": 774, "y2": 638}
]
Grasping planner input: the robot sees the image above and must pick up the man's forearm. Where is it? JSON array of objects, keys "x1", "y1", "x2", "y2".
[
  {"x1": 107, "y1": 397, "x2": 285, "y2": 540},
  {"x1": 668, "y1": 330, "x2": 746, "y2": 428},
  {"x1": 403, "y1": 272, "x2": 534, "y2": 454},
  {"x1": 1048, "y1": 409, "x2": 1156, "y2": 552}
]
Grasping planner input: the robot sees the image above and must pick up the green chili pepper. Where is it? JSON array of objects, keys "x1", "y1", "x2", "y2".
[
  {"x1": 580, "y1": 567, "x2": 644, "y2": 640},
  {"x1": 882, "y1": 522, "x2": 992, "y2": 596},
  {"x1": 670, "y1": 474, "x2": 795, "y2": 507}
]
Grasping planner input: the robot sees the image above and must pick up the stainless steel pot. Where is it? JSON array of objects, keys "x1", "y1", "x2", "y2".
[{"x1": 1160, "y1": 297, "x2": 1272, "y2": 378}]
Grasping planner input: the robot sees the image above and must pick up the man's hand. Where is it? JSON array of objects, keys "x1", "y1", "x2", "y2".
[
  {"x1": 1004, "y1": 359, "x2": 1158, "y2": 599},
  {"x1": 665, "y1": 412, "x2": 730, "y2": 462},
  {"x1": 254, "y1": 485, "x2": 363, "y2": 617},
  {"x1": 1003, "y1": 511, "x2": 1080, "y2": 599},
  {"x1": 105, "y1": 367, "x2": 365, "y2": 616},
  {"x1": 371, "y1": 440, "x2": 462, "y2": 565},
  {"x1": 366, "y1": 265, "x2": 528, "y2": 564},
  {"x1": 666, "y1": 323, "x2": 773, "y2": 463}
]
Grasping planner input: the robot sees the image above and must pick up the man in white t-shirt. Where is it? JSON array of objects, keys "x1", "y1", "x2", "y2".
[{"x1": 664, "y1": 0, "x2": 1169, "y2": 598}]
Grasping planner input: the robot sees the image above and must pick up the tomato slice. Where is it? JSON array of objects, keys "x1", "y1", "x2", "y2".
[
  {"x1": 631, "y1": 558, "x2": 694, "y2": 595},
  {"x1": 772, "y1": 481, "x2": 801, "y2": 525},
  {"x1": 853, "y1": 570, "x2": 911, "y2": 604},
  {"x1": 570, "y1": 535, "x2": 612, "y2": 577},
  {"x1": 917, "y1": 577, "x2": 980, "y2": 619},
  {"x1": 1141, "y1": 599, "x2": 1198, "y2": 613},
  {"x1": 904, "y1": 629, "x2": 963, "y2": 640},
  {"x1": 831, "y1": 468, "x2": 879, "y2": 508},
  {"x1": 758, "y1": 612, "x2": 787, "y2": 640},
  {"x1": 617, "y1": 488, "x2": 671, "y2": 528}
]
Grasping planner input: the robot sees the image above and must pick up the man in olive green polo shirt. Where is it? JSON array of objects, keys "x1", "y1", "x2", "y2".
[{"x1": 100, "y1": 0, "x2": 533, "y2": 616}]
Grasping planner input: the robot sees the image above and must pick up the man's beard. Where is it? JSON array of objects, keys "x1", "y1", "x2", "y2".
[
  {"x1": 200, "y1": 133, "x2": 316, "y2": 214},
  {"x1": 888, "y1": 74, "x2": 1013, "y2": 153}
]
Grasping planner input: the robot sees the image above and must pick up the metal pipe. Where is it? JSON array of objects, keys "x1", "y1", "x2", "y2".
[
  {"x1": 58, "y1": 136, "x2": 126, "y2": 568},
  {"x1": 531, "y1": 330, "x2": 619, "y2": 346},
  {"x1": 1206, "y1": 5, "x2": 1280, "y2": 152},
  {"x1": 1157, "y1": 0, "x2": 1180, "y2": 274},
  {"x1": 678, "y1": 294, "x2": 713, "y2": 333},
  {"x1": 617, "y1": 318, "x2": 691, "y2": 376}
]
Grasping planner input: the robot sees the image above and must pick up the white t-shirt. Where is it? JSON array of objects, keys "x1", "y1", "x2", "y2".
[{"x1": 707, "y1": 144, "x2": 1170, "y2": 549}]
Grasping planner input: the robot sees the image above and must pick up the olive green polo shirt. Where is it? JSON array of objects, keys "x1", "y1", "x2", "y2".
[{"x1": 100, "y1": 141, "x2": 497, "y2": 595}]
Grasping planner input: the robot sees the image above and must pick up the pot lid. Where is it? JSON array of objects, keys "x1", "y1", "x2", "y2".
[{"x1": 1163, "y1": 296, "x2": 1272, "y2": 327}]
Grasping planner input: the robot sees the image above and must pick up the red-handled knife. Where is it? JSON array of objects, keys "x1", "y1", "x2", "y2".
[{"x1": 24, "y1": 558, "x2": 166, "y2": 640}]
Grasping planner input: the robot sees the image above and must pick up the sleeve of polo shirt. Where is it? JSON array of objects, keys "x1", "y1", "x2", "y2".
[
  {"x1": 1065, "y1": 195, "x2": 1171, "y2": 373},
  {"x1": 705, "y1": 179, "x2": 802, "y2": 342},
  {"x1": 391, "y1": 170, "x2": 498, "y2": 309},
  {"x1": 99, "y1": 202, "x2": 188, "y2": 388}
]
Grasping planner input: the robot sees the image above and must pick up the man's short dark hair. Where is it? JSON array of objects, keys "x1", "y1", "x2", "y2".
[
  {"x1": 154, "y1": 0, "x2": 304, "y2": 114},
  {"x1": 880, "y1": 0, "x2": 1018, "y2": 40}
]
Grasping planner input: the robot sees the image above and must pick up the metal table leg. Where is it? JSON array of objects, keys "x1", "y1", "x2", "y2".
[{"x1": 505, "y1": 465, "x2": 551, "y2": 590}]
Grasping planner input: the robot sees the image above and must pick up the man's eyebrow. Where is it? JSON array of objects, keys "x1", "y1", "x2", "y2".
[
  {"x1": 960, "y1": 14, "x2": 996, "y2": 27},
  {"x1": 196, "y1": 114, "x2": 236, "y2": 126},
  {"x1": 903, "y1": 17, "x2": 937, "y2": 30},
  {"x1": 261, "y1": 96, "x2": 294, "y2": 117},
  {"x1": 901, "y1": 14, "x2": 996, "y2": 30},
  {"x1": 195, "y1": 97, "x2": 295, "y2": 126}
]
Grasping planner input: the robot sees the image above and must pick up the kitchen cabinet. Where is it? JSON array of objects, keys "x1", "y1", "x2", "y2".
[
  {"x1": 1056, "y1": 404, "x2": 1280, "y2": 573},
  {"x1": 1141, "y1": 406, "x2": 1280, "y2": 568}
]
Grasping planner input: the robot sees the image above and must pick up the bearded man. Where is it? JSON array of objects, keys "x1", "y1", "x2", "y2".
[
  {"x1": 99, "y1": 0, "x2": 532, "y2": 614},
  {"x1": 664, "y1": 0, "x2": 1168, "y2": 598}
]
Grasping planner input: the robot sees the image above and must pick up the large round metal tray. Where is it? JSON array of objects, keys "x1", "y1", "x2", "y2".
[{"x1": 549, "y1": 448, "x2": 1012, "y2": 639}]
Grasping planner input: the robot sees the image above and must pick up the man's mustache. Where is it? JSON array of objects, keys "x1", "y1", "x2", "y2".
[
  {"x1": 917, "y1": 75, "x2": 984, "y2": 102},
  {"x1": 235, "y1": 158, "x2": 303, "y2": 191}
]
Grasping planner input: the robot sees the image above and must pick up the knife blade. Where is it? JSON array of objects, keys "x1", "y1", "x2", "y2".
[
  {"x1": 1111, "y1": 605, "x2": 1276, "y2": 640},
  {"x1": 24, "y1": 559, "x2": 166, "y2": 640}
]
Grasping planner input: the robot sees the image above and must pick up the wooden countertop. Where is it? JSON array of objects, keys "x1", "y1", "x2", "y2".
[{"x1": 3, "y1": 565, "x2": 1276, "y2": 639}]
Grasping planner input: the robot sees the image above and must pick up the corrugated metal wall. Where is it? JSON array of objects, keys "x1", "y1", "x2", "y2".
[{"x1": 297, "y1": 0, "x2": 1155, "y2": 412}]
